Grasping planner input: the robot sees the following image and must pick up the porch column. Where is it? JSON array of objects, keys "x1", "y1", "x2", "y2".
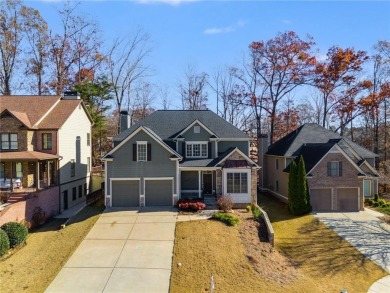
[
  {"x1": 47, "y1": 161, "x2": 51, "y2": 186},
  {"x1": 198, "y1": 170, "x2": 201, "y2": 198},
  {"x1": 36, "y1": 161, "x2": 40, "y2": 190},
  {"x1": 10, "y1": 162, "x2": 14, "y2": 192}
]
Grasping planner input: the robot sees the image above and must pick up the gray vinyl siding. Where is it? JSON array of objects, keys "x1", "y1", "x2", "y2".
[
  {"x1": 106, "y1": 130, "x2": 177, "y2": 195},
  {"x1": 219, "y1": 141, "x2": 249, "y2": 155},
  {"x1": 181, "y1": 171, "x2": 199, "y2": 189},
  {"x1": 181, "y1": 123, "x2": 211, "y2": 141}
]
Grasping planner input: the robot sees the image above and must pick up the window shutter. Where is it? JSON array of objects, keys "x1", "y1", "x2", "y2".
[
  {"x1": 327, "y1": 162, "x2": 331, "y2": 176},
  {"x1": 339, "y1": 161, "x2": 343, "y2": 176},
  {"x1": 147, "y1": 143, "x2": 152, "y2": 161},
  {"x1": 182, "y1": 142, "x2": 186, "y2": 159},
  {"x1": 133, "y1": 143, "x2": 137, "y2": 161},
  {"x1": 208, "y1": 142, "x2": 212, "y2": 159}
]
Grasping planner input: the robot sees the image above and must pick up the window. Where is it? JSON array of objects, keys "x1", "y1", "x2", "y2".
[
  {"x1": 1, "y1": 133, "x2": 18, "y2": 150},
  {"x1": 275, "y1": 159, "x2": 279, "y2": 170},
  {"x1": 363, "y1": 180, "x2": 372, "y2": 197},
  {"x1": 87, "y1": 157, "x2": 90, "y2": 172},
  {"x1": 70, "y1": 159, "x2": 75, "y2": 177},
  {"x1": 72, "y1": 187, "x2": 77, "y2": 200},
  {"x1": 137, "y1": 142, "x2": 147, "y2": 161},
  {"x1": 42, "y1": 133, "x2": 52, "y2": 150},
  {"x1": 79, "y1": 185, "x2": 82, "y2": 198},
  {"x1": 186, "y1": 142, "x2": 207, "y2": 158},
  {"x1": 87, "y1": 133, "x2": 91, "y2": 146},
  {"x1": 194, "y1": 126, "x2": 200, "y2": 133},
  {"x1": 327, "y1": 161, "x2": 342, "y2": 177},
  {"x1": 16, "y1": 162, "x2": 22, "y2": 178},
  {"x1": 227, "y1": 172, "x2": 248, "y2": 194}
]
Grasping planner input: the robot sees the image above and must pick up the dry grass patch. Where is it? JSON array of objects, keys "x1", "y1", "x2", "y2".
[
  {"x1": 170, "y1": 194, "x2": 388, "y2": 293},
  {"x1": 0, "y1": 199, "x2": 104, "y2": 293}
]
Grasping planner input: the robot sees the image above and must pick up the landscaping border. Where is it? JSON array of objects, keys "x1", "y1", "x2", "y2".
[{"x1": 254, "y1": 204, "x2": 274, "y2": 247}]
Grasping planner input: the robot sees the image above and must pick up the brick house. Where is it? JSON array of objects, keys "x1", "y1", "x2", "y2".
[
  {"x1": 258, "y1": 124, "x2": 379, "y2": 212},
  {"x1": 0, "y1": 93, "x2": 93, "y2": 223}
]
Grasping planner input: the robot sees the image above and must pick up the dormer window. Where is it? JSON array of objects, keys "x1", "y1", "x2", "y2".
[
  {"x1": 186, "y1": 142, "x2": 207, "y2": 158},
  {"x1": 194, "y1": 126, "x2": 200, "y2": 133}
]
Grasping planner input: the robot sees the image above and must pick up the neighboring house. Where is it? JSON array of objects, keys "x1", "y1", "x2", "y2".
[
  {"x1": 259, "y1": 123, "x2": 379, "y2": 212},
  {"x1": 0, "y1": 93, "x2": 93, "y2": 215},
  {"x1": 103, "y1": 110, "x2": 260, "y2": 208}
]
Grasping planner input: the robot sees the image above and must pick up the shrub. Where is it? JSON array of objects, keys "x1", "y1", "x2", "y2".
[
  {"x1": 367, "y1": 199, "x2": 374, "y2": 206},
  {"x1": 31, "y1": 206, "x2": 46, "y2": 227},
  {"x1": 1, "y1": 222, "x2": 28, "y2": 248},
  {"x1": 0, "y1": 229, "x2": 10, "y2": 257},
  {"x1": 374, "y1": 193, "x2": 380, "y2": 201},
  {"x1": 217, "y1": 195, "x2": 233, "y2": 212},
  {"x1": 252, "y1": 205, "x2": 262, "y2": 220},
  {"x1": 177, "y1": 199, "x2": 206, "y2": 211},
  {"x1": 246, "y1": 205, "x2": 252, "y2": 212},
  {"x1": 212, "y1": 212, "x2": 240, "y2": 226}
]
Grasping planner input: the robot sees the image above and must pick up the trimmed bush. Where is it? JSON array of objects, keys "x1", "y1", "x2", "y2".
[
  {"x1": 217, "y1": 195, "x2": 233, "y2": 212},
  {"x1": 212, "y1": 212, "x2": 240, "y2": 226},
  {"x1": 374, "y1": 193, "x2": 380, "y2": 201},
  {"x1": 252, "y1": 205, "x2": 262, "y2": 220},
  {"x1": 0, "y1": 229, "x2": 10, "y2": 257},
  {"x1": 31, "y1": 206, "x2": 46, "y2": 227},
  {"x1": 1, "y1": 222, "x2": 28, "y2": 248},
  {"x1": 177, "y1": 199, "x2": 206, "y2": 211},
  {"x1": 246, "y1": 205, "x2": 252, "y2": 212}
]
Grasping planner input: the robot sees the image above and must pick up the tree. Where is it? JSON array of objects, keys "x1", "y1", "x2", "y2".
[
  {"x1": 0, "y1": 0, "x2": 24, "y2": 95},
  {"x1": 130, "y1": 81, "x2": 156, "y2": 124},
  {"x1": 313, "y1": 46, "x2": 369, "y2": 128},
  {"x1": 179, "y1": 65, "x2": 209, "y2": 110},
  {"x1": 288, "y1": 160, "x2": 298, "y2": 213},
  {"x1": 250, "y1": 31, "x2": 316, "y2": 143},
  {"x1": 296, "y1": 156, "x2": 311, "y2": 214}
]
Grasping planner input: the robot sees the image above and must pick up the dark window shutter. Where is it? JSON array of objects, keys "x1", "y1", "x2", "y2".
[
  {"x1": 147, "y1": 143, "x2": 152, "y2": 161},
  {"x1": 208, "y1": 142, "x2": 212, "y2": 159},
  {"x1": 339, "y1": 161, "x2": 343, "y2": 176},
  {"x1": 327, "y1": 162, "x2": 331, "y2": 176},
  {"x1": 182, "y1": 142, "x2": 186, "y2": 159},
  {"x1": 133, "y1": 143, "x2": 137, "y2": 161}
]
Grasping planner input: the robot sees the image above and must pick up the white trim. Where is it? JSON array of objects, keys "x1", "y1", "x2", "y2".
[
  {"x1": 136, "y1": 141, "x2": 147, "y2": 162},
  {"x1": 105, "y1": 126, "x2": 182, "y2": 159},
  {"x1": 198, "y1": 170, "x2": 201, "y2": 198},
  {"x1": 185, "y1": 141, "x2": 208, "y2": 158},
  {"x1": 222, "y1": 168, "x2": 251, "y2": 197},
  {"x1": 216, "y1": 147, "x2": 260, "y2": 169},
  {"x1": 104, "y1": 161, "x2": 108, "y2": 205},
  {"x1": 180, "y1": 167, "x2": 221, "y2": 171},
  {"x1": 177, "y1": 161, "x2": 180, "y2": 199},
  {"x1": 338, "y1": 139, "x2": 363, "y2": 161},
  {"x1": 360, "y1": 160, "x2": 379, "y2": 175},
  {"x1": 215, "y1": 141, "x2": 218, "y2": 158},
  {"x1": 174, "y1": 119, "x2": 217, "y2": 138},
  {"x1": 143, "y1": 177, "x2": 174, "y2": 206}
]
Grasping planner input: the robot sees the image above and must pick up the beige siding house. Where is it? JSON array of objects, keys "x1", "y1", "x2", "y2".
[{"x1": 259, "y1": 124, "x2": 379, "y2": 212}]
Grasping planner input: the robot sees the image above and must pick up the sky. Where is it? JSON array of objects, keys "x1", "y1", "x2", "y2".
[{"x1": 26, "y1": 0, "x2": 390, "y2": 111}]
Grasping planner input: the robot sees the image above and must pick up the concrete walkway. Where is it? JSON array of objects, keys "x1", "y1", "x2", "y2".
[{"x1": 46, "y1": 207, "x2": 178, "y2": 293}]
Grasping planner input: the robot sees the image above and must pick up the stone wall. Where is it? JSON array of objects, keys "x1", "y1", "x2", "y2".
[
  {"x1": 0, "y1": 116, "x2": 35, "y2": 151},
  {"x1": 216, "y1": 169, "x2": 222, "y2": 195}
]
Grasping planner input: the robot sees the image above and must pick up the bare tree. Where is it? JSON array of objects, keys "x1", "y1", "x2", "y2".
[
  {"x1": 107, "y1": 29, "x2": 152, "y2": 133},
  {"x1": 130, "y1": 81, "x2": 156, "y2": 124},
  {"x1": 178, "y1": 65, "x2": 209, "y2": 110}
]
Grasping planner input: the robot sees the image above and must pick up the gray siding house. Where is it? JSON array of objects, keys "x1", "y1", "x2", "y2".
[{"x1": 103, "y1": 110, "x2": 260, "y2": 207}]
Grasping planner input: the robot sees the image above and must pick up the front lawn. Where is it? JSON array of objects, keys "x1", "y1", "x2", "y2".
[
  {"x1": 0, "y1": 199, "x2": 105, "y2": 293},
  {"x1": 170, "y1": 193, "x2": 388, "y2": 293}
]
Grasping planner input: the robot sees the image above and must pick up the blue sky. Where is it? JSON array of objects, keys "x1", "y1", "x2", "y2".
[{"x1": 28, "y1": 0, "x2": 390, "y2": 110}]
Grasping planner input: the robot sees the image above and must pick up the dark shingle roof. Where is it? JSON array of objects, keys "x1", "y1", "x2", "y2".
[
  {"x1": 114, "y1": 110, "x2": 249, "y2": 142},
  {"x1": 267, "y1": 123, "x2": 377, "y2": 159}
]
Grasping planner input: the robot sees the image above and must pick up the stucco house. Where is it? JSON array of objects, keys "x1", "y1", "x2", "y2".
[
  {"x1": 259, "y1": 123, "x2": 379, "y2": 212},
  {"x1": 0, "y1": 93, "x2": 93, "y2": 216},
  {"x1": 103, "y1": 110, "x2": 260, "y2": 208}
]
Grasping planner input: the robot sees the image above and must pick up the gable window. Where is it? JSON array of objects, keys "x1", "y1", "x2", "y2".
[
  {"x1": 227, "y1": 172, "x2": 248, "y2": 194},
  {"x1": 137, "y1": 142, "x2": 147, "y2": 161},
  {"x1": 327, "y1": 161, "x2": 342, "y2": 177},
  {"x1": 186, "y1": 142, "x2": 207, "y2": 158},
  {"x1": 42, "y1": 133, "x2": 52, "y2": 150},
  {"x1": 1, "y1": 133, "x2": 18, "y2": 150},
  {"x1": 194, "y1": 126, "x2": 200, "y2": 133}
]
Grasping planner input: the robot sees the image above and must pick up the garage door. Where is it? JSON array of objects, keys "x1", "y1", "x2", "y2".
[
  {"x1": 337, "y1": 188, "x2": 359, "y2": 211},
  {"x1": 112, "y1": 180, "x2": 139, "y2": 207},
  {"x1": 145, "y1": 180, "x2": 173, "y2": 206},
  {"x1": 310, "y1": 188, "x2": 332, "y2": 211}
]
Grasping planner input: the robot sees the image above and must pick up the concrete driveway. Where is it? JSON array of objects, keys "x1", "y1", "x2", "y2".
[
  {"x1": 314, "y1": 208, "x2": 390, "y2": 273},
  {"x1": 45, "y1": 206, "x2": 177, "y2": 293}
]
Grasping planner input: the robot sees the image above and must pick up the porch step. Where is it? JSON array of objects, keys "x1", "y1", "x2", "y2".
[
  {"x1": 7, "y1": 194, "x2": 28, "y2": 204},
  {"x1": 203, "y1": 196, "x2": 218, "y2": 210}
]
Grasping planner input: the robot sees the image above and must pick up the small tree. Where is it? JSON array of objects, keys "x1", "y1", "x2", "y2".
[
  {"x1": 288, "y1": 160, "x2": 298, "y2": 213},
  {"x1": 296, "y1": 156, "x2": 312, "y2": 215}
]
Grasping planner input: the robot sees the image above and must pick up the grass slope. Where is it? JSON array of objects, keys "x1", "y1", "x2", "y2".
[
  {"x1": 0, "y1": 200, "x2": 104, "y2": 293},
  {"x1": 170, "y1": 194, "x2": 388, "y2": 293}
]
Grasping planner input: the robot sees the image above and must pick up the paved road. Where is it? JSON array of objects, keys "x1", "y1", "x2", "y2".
[
  {"x1": 315, "y1": 208, "x2": 390, "y2": 273},
  {"x1": 46, "y1": 207, "x2": 177, "y2": 293}
]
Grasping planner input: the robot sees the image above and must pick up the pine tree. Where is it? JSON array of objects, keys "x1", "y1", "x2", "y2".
[
  {"x1": 296, "y1": 156, "x2": 312, "y2": 215},
  {"x1": 288, "y1": 160, "x2": 298, "y2": 213}
]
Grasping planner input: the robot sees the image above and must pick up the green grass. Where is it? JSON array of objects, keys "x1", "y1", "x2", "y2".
[{"x1": 0, "y1": 199, "x2": 105, "y2": 293}]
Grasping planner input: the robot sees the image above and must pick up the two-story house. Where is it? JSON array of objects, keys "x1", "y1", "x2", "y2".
[
  {"x1": 0, "y1": 93, "x2": 93, "y2": 216},
  {"x1": 103, "y1": 110, "x2": 260, "y2": 208},
  {"x1": 259, "y1": 123, "x2": 379, "y2": 212}
]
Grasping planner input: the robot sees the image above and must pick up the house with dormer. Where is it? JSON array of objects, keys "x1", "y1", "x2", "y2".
[{"x1": 102, "y1": 110, "x2": 260, "y2": 207}]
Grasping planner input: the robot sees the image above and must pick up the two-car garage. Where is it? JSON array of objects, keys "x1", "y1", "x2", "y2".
[
  {"x1": 310, "y1": 187, "x2": 360, "y2": 212},
  {"x1": 110, "y1": 178, "x2": 174, "y2": 207}
]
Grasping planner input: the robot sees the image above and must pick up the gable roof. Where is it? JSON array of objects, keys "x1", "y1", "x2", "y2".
[
  {"x1": 0, "y1": 109, "x2": 32, "y2": 128},
  {"x1": 114, "y1": 110, "x2": 249, "y2": 142},
  {"x1": 267, "y1": 123, "x2": 377, "y2": 159}
]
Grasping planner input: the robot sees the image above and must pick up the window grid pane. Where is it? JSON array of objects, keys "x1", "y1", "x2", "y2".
[
  {"x1": 227, "y1": 173, "x2": 233, "y2": 193},
  {"x1": 241, "y1": 173, "x2": 248, "y2": 193},
  {"x1": 186, "y1": 144, "x2": 192, "y2": 157},
  {"x1": 201, "y1": 144, "x2": 207, "y2": 156},
  {"x1": 193, "y1": 144, "x2": 200, "y2": 156},
  {"x1": 233, "y1": 173, "x2": 240, "y2": 193},
  {"x1": 138, "y1": 143, "x2": 147, "y2": 161}
]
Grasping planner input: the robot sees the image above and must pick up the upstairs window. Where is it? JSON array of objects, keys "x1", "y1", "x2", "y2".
[
  {"x1": 42, "y1": 133, "x2": 52, "y2": 150},
  {"x1": 133, "y1": 142, "x2": 151, "y2": 162},
  {"x1": 1, "y1": 133, "x2": 18, "y2": 150},
  {"x1": 186, "y1": 142, "x2": 207, "y2": 158},
  {"x1": 327, "y1": 161, "x2": 342, "y2": 177}
]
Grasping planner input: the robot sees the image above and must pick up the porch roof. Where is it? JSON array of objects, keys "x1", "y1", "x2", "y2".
[{"x1": 0, "y1": 151, "x2": 61, "y2": 161}]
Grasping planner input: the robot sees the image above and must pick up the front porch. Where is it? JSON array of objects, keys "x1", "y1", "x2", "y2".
[{"x1": 180, "y1": 169, "x2": 219, "y2": 200}]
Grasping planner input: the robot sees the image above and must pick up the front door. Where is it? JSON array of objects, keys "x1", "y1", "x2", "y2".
[{"x1": 203, "y1": 173, "x2": 212, "y2": 194}]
